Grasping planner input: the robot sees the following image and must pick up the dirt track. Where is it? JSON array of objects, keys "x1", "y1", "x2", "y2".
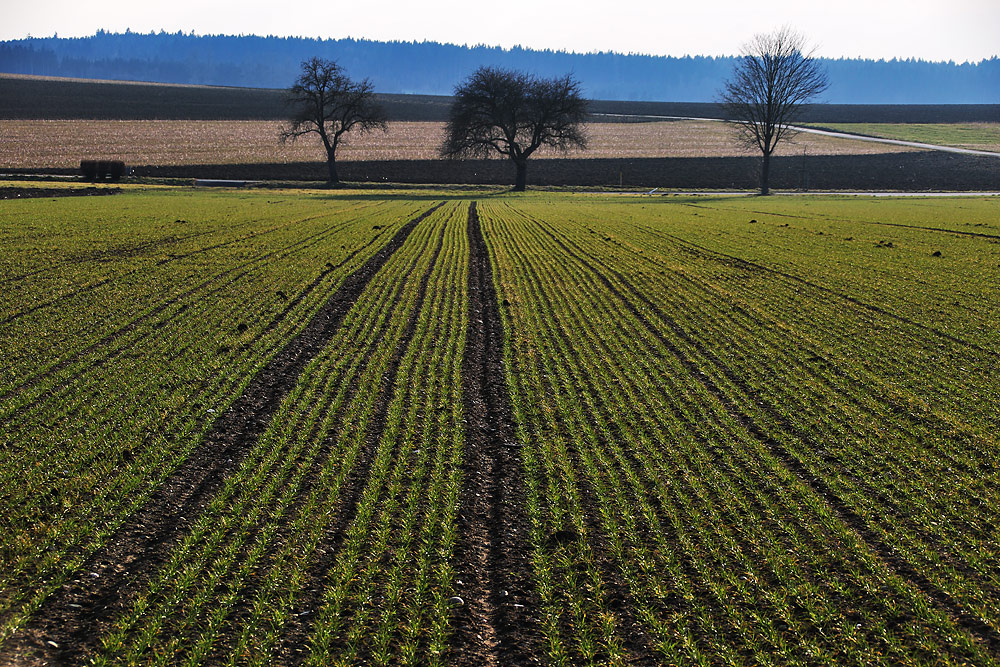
[{"x1": 452, "y1": 202, "x2": 542, "y2": 666}]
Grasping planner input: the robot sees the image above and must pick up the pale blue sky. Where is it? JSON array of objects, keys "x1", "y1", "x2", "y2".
[{"x1": 4, "y1": 0, "x2": 998, "y2": 62}]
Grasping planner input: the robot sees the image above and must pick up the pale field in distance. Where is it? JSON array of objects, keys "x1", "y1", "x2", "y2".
[{"x1": 0, "y1": 119, "x2": 915, "y2": 168}]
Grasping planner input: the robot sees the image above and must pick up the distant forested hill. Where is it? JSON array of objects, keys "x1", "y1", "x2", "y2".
[{"x1": 1, "y1": 31, "x2": 998, "y2": 104}]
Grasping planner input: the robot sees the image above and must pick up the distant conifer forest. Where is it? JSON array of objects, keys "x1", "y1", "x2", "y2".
[{"x1": 1, "y1": 31, "x2": 998, "y2": 104}]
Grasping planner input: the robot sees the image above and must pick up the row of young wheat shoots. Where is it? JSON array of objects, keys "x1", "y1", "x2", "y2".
[
  {"x1": 620, "y1": 196, "x2": 1000, "y2": 355},
  {"x1": 303, "y1": 204, "x2": 468, "y2": 667},
  {"x1": 94, "y1": 218, "x2": 433, "y2": 666},
  {"x1": 598, "y1": 213, "x2": 1000, "y2": 576},
  {"x1": 0, "y1": 194, "x2": 338, "y2": 363},
  {"x1": 482, "y1": 202, "x2": 844, "y2": 664},
  {"x1": 162, "y1": 211, "x2": 448, "y2": 667},
  {"x1": 1, "y1": 201, "x2": 409, "y2": 448},
  {"x1": 0, "y1": 199, "x2": 413, "y2": 551},
  {"x1": 517, "y1": 202, "x2": 1000, "y2": 649},
  {"x1": 484, "y1": 203, "x2": 843, "y2": 664},
  {"x1": 516, "y1": 202, "x2": 984, "y2": 664},
  {"x1": 228, "y1": 202, "x2": 462, "y2": 667},
  {"x1": 540, "y1": 205, "x2": 992, "y2": 604},
  {"x1": 592, "y1": 214, "x2": 999, "y2": 513},
  {"x1": 705, "y1": 215, "x2": 1000, "y2": 349},
  {"x1": 0, "y1": 194, "x2": 402, "y2": 400},
  {"x1": 632, "y1": 199, "x2": 1000, "y2": 415},
  {"x1": 659, "y1": 228, "x2": 1000, "y2": 449},
  {"x1": 558, "y1": 201, "x2": 999, "y2": 484},
  {"x1": 0, "y1": 196, "x2": 425, "y2": 641},
  {"x1": 482, "y1": 200, "x2": 993, "y2": 664},
  {"x1": 85, "y1": 202, "x2": 459, "y2": 666},
  {"x1": 540, "y1": 202, "x2": 1000, "y2": 664}
]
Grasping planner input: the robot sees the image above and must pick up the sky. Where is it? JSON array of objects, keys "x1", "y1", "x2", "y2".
[{"x1": 4, "y1": 0, "x2": 998, "y2": 63}]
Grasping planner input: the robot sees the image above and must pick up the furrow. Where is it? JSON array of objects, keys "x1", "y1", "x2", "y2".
[{"x1": 0, "y1": 203, "x2": 442, "y2": 667}]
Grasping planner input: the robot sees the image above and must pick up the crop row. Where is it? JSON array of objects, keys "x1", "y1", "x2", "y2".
[
  {"x1": 0, "y1": 190, "x2": 429, "y2": 643},
  {"x1": 65, "y1": 200, "x2": 470, "y2": 666},
  {"x1": 2, "y1": 190, "x2": 998, "y2": 666},
  {"x1": 479, "y1": 197, "x2": 999, "y2": 665}
]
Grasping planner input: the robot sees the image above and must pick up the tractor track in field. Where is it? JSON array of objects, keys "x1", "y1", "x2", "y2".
[
  {"x1": 656, "y1": 231, "x2": 995, "y2": 356},
  {"x1": 203, "y1": 218, "x2": 444, "y2": 665},
  {"x1": 528, "y1": 213, "x2": 1000, "y2": 658},
  {"x1": 0, "y1": 203, "x2": 442, "y2": 667},
  {"x1": 0, "y1": 207, "x2": 363, "y2": 328},
  {"x1": 0, "y1": 215, "x2": 394, "y2": 422},
  {"x1": 450, "y1": 201, "x2": 541, "y2": 667},
  {"x1": 274, "y1": 207, "x2": 450, "y2": 665}
]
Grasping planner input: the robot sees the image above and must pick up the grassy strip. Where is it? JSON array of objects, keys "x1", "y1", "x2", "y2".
[{"x1": 804, "y1": 123, "x2": 1000, "y2": 152}]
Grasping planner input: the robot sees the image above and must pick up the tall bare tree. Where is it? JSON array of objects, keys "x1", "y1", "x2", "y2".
[
  {"x1": 441, "y1": 67, "x2": 588, "y2": 191},
  {"x1": 280, "y1": 57, "x2": 387, "y2": 184},
  {"x1": 720, "y1": 27, "x2": 828, "y2": 194}
]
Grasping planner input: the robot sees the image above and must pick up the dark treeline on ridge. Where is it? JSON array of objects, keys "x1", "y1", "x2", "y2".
[{"x1": 2, "y1": 31, "x2": 998, "y2": 104}]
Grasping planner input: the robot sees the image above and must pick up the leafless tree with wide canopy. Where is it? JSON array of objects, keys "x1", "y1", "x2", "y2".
[
  {"x1": 441, "y1": 67, "x2": 588, "y2": 191},
  {"x1": 280, "y1": 57, "x2": 387, "y2": 184},
  {"x1": 721, "y1": 27, "x2": 829, "y2": 194}
]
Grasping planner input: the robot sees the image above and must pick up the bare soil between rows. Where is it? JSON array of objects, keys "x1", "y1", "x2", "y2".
[
  {"x1": 0, "y1": 204, "x2": 440, "y2": 667},
  {"x1": 451, "y1": 202, "x2": 543, "y2": 666}
]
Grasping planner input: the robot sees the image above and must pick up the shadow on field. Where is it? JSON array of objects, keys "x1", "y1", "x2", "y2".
[
  {"x1": 10, "y1": 151, "x2": 997, "y2": 191},
  {"x1": 120, "y1": 151, "x2": 997, "y2": 191}
]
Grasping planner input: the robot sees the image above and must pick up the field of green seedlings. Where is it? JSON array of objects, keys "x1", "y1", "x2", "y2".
[{"x1": 1, "y1": 185, "x2": 999, "y2": 666}]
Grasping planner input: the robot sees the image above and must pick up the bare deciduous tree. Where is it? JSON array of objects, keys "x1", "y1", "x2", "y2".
[
  {"x1": 441, "y1": 67, "x2": 588, "y2": 191},
  {"x1": 720, "y1": 27, "x2": 828, "y2": 195},
  {"x1": 280, "y1": 57, "x2": 387, "y2": 184}
]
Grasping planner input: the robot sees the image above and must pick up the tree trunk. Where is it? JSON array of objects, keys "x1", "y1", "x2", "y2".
[
  {"x1": 513, "y1": 159, "x2": 527, "y2": 192},
  {"x1": 759, "y1": 151, "x2": 771, "y2": 195},
  {"x1": 326, "y1": 148, "x2": 339, "y2": 184}
]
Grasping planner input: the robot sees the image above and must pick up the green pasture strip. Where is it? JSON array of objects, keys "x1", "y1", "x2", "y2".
[
  {"x1": 805, "y1": 123, "x2": 1000, "y2": 151},
  {"x1": 83, "y1": 202, "x2": 463, "y2": 667},
  {"x1": 0, "y1": 190, "x2": 425, "y2": 640},
  {"x1": 480, "y1": 197, "x2": 996, "y2": 665},
  {"x1": 520, "y1": 196, "x2": 1000, "y2": 628}
]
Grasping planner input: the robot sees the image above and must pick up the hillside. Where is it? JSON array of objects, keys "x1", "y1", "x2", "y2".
[{"x1": 2, "y1": 74, "x2": 999, "y2": 123}]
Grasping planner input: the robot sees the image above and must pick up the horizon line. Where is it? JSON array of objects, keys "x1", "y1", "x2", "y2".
[{"x1": 5, "y1": 30, "x2": 998, "y2": 66}]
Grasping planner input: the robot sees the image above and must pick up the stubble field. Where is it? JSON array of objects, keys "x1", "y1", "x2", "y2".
[
  {"x1": 1, "y1": 186, "x2": 998, "y2": 666},
  {"x1": 0, "y1": 119, "x2": 914, "y2": 169}
]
